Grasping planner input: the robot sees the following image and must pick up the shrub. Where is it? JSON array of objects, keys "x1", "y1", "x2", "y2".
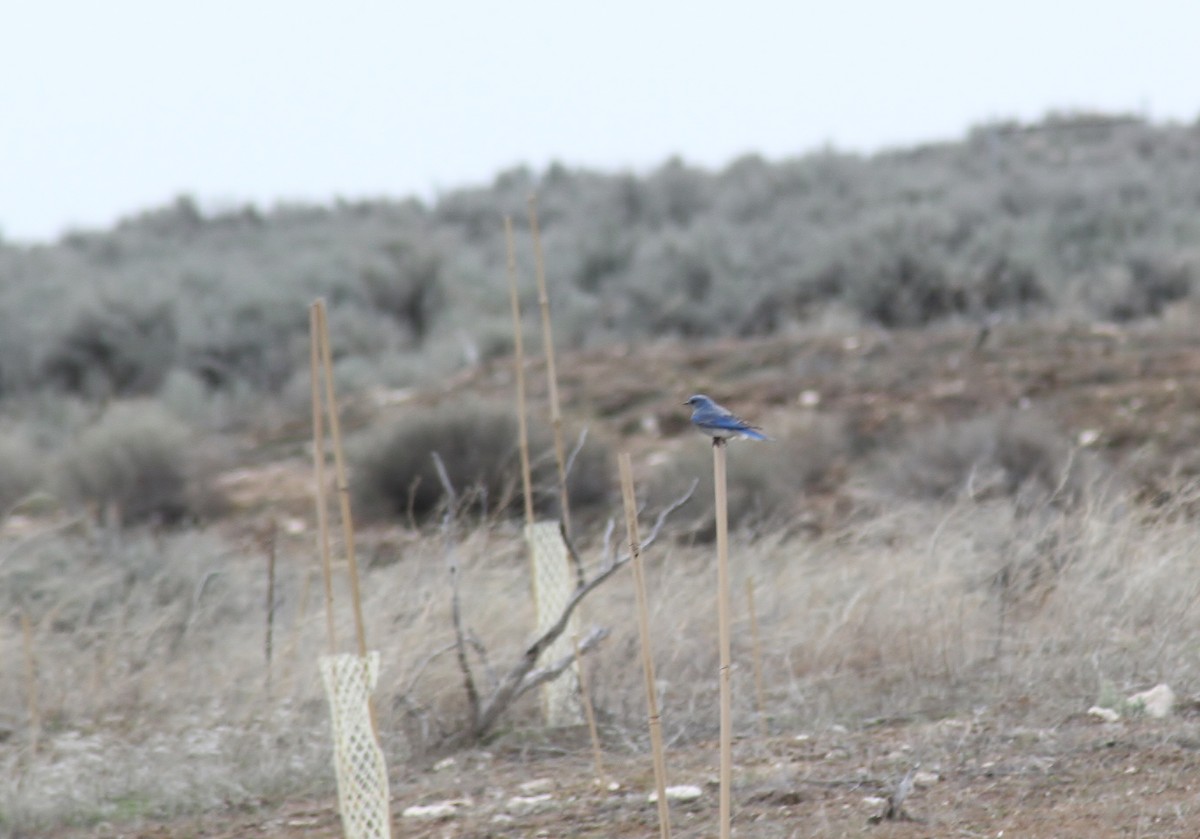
[
  {"x1": 871, "y1": 409, "x2": 1101, "y2": 507},
  {"x1": 352, "y1": 398, "x2": 611, "y2": 523},
  {"x1": 0, "y1": 427, "x2": 43, "y2": 512},
  {"x1": 56, "y1": 400, "x2": 208, "y2": 525},
  {"x1": 42, "y1": 300, "x2": 177, "y2": 399},
  {"x1": 361, "y1": 238, "x2": 446, "y2": 343}
]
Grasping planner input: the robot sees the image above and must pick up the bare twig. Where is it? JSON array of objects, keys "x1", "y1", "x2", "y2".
[
  {"x1": 466, "y1": 630, "x2": 499, "y2": 690},
  {"x1": 433, "y1": 451, "x2": 479, "y2": 725},
  {"x1": 599, "y1": 517, "x2": 616, "y2": 566},
  {"x1": 458, "y1": 481, "x2": 697, "y2": 743},
  {"x1": 399, "y1": 641, "x2": 458, "y2": 698},
  {"x1": 563, "y1": 426, "x2": 589, "y2": 483},
  {"x1": 870, "y1": 766, "x2": 920, "y2": 823},
  {"x1": 516, "y1": 626, "x2": 609, "y2": 695},
  {"x1": 561, "y1": 519, "x2": 587, "y2": 588}
]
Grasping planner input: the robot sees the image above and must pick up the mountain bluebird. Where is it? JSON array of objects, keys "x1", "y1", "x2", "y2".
[{"x1": 684, "y1": 394, "x2": 769, "y2": 443}]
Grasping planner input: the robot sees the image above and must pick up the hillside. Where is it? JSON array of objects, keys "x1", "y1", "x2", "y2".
[
  {"x1": 1, "y1": 112, "x2": 1198, "y2": 413},
  {"x1": 5, "y1": 113, "x2": 1200, "y2": 838}
]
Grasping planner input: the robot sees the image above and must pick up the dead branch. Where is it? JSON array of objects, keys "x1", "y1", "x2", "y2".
[
  {"x1": 563, "y1": 426, "x2": 589, "y2": 483},
  {"x1": 869, "y1": 766, "x2": 920, "y2": 824},
  {"x1": 462, "y1": 479, "x2": 696, "y2": 742},
  {"x1": 517, "y1": 625, "x2": 609, "y2": 695},
  {"x1": 432, "y1": 452, "x2": 480, "y2": 725}
]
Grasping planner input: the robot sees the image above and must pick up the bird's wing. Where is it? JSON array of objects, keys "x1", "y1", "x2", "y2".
[{"x1": 703, "y1": 411, "x2": 753, "y2": 430}]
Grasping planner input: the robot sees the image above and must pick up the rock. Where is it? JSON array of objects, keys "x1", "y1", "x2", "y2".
[
  {"x1": 912, "y1": 770, "x2": 940, "y2": 787},
  {"x1": 506, "y1": 794, "x2": 555, "y2": 814},
  {"x1": 1128, "y1": 684, "x2": 1175, "y2": 718},
  {"x1": 648, "y1": 785, "x2": 703, "y2": 803},
  {"x1": 1087, "y1": 706, "x2": 1121, "y2": 723},
  {"x1": 518, "y1": 778, "x2": 554, "y2": 794},
  {"x1": 402, "y1": 799, "x2": 470, "y2": 819}
]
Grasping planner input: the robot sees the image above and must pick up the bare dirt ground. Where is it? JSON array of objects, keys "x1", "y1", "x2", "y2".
[
  {"x1": 35, "y1": 318, "x2": 1200, "y2": 838},
  {"x1": 54, "y1": 712, "x2": 1200, "y2": 837}
]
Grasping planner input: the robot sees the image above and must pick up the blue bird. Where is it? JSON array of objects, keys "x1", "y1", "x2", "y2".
[{"x1": 685, "y1": 394, "x2": 769, "y2": 443}]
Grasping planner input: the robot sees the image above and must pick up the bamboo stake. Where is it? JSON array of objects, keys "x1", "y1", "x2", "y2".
[
  {"x1": 505, "y1": 215, "x2": 535, "y2": 529},
  {"x1": 310, "y1": 304, "x2": 338, "y2": 653},
  {"x1": 315, "y1": 300, "x2": 368, "y2": 658},
  {"x1": 20, "y1": 610, "x2": 39, "y2": 755},
  {"x1": 528, "y1": 195, "x2": 571, "y2": 538},
  {"x1": 573, "y1": 632, "x2": 607, "y2": 785},
  {"x1": 713, "y1": 439, "x2": 733, "y2": 839},
  {"x1": 618, "y1": 453, "x2": 671, "y2": 839},
  {"x1": 746, "y1": 577, "x2": 767, "y2": 738},
  {"x1": 265, "y1": 518, "x2": 278, "y2": 697}
]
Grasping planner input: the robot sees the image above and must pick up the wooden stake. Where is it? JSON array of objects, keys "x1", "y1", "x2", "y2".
[
  {"x1": 505, "y1": 215, "x2": 535, "y2": 529},
  {"x1": 309, "y1": 304, "x2": 338, "y2": 654},
  {"x1": 618, "y1": 453, "x2": 672, "y2": 839},
  {"x1": 20, "y1": 610, "x2": 39, "y2": 755},
  {"x1": 315, "y1": 300, "x2": 368, "y2": 659},
  {"x1": 573, "y1": 632, "x2": 607, "y2": 785},
  {"x1": 265, "y1": 518, "x2": 278, "y2": 697},
  {"x1": 528, "y1": 195, "x2": 571, "y2": 538},
  {"x1": 713, "y1": 439, "x2": 733, "y2": 839},
  {"x1": 746, "y1": 577, "x2": 767, "y2": 738}
]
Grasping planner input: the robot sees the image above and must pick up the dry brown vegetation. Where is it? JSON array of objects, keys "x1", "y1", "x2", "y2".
[{"x1": 5, "y1": 317, "x2": 1200, "y2": 837}]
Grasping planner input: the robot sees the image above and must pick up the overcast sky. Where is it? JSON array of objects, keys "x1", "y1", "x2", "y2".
[{"x1": 3, "y1": 0, "x2": 1198, "y2": 243}]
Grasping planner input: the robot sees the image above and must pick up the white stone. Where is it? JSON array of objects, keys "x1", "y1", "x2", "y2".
[
  {"x1": 518, "y1": 778, "x2": 554, "y2": 794},
  {"x1": 649, "y1": 784, "x2": 703, "y2": 803},
  {"x1": 1128, "y1": 684, "x2": 1175, "y2": 718},
  {"x1": 507, "y1": 794, "x2": 555, "y2": 814},
  {"x1": 1087, "y1": 706, "x2": 1121, "y2": 723},
  {"x1": 402, "y1": 799, "x2": 469, "y2": 819}
]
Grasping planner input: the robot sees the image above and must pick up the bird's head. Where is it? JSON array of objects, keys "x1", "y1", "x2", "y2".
[{"x1": 684, "y1": 394, "x2": 712, "y2": 408}]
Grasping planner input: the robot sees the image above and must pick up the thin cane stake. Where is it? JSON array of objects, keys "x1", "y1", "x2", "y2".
[
  {"x1": 528, "y1": 195, "x2": 571, "y2": 538},
  {"x1": 310, "y1": 304, "x2": 337, "y2": 653},
  {"x1": 20, "y1": 610, "x2": 39, "y2": 755},
  {"x1": 713, "y1": 439, "x2": 733, "y2": 839},
  {"x1": 746, "y1": 577, "x2": 767, "y2": 738},
  {"x1": 505, "y1": 215, "x2": 535, "y2": 529},
  {"x1": 618, "y1": 453, "x2": 672, "y2": 839},
  {"x1": 265, "y1": 519, "x2": 278, "y2": 697},
  {"x1": 573, "y1": 632, "x2": 607, "y2": 784},
  {"x1": 315, "y1": 300, "x2": 368, "y2": 658}
]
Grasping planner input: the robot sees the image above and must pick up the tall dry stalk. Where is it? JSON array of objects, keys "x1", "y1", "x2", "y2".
[
  {"x1": 265, "y1": 519, "x2": 278, "y2": 696},
  {"x1": 528, "y1": 195, "x2": 571, "y2": 537},
  {"x1": 573, "y1": 632, "x2": 607, "y2": 784},
  {"x1": 713, "y1": 439, "x2": 732, "y2": 839},
  {"x1": 21, "y1": 610, "x2": 39, "y2": 755},
  {"x1": 619, "y1": 453, "x2": 672, "y2": 839},
  {"x1": 505, "y1": 215, "x2": 535, "y2": 528},
  {"x1": 309, "y1": 304, "x2": 337, "y2": 653},
  {"x1": 746, "y1": 577, "x2": 767, "y2": 738},
  {"x1": 314, "y1": 300, "x2": 368, "y2": 658}
]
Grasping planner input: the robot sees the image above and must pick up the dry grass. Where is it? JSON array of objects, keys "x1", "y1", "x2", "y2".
[{"x1": 4, "y1": 475, "x2": 1200, "y2": 832}]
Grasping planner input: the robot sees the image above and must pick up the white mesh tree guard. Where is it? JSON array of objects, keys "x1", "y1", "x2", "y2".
[
  {"x1": 526, "y1": 521, "x2": 583, "y2": 726},
  {"x1": 319, "y1": 652, "x2": 392, "y2": 839}
]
